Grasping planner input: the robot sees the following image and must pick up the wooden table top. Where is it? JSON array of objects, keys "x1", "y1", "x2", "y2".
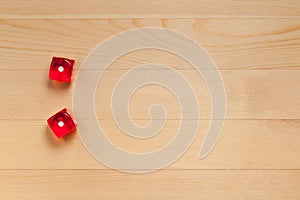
[{"x1": 0, "y1": 0, "x2": 300, "y2": 199}]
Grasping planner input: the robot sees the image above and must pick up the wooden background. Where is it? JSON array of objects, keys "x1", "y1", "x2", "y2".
[{"x1": 0, "y1": 0, "x2": 300, "y2": 199}]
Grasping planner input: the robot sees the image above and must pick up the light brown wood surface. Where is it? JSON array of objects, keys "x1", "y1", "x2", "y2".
[{"x1": 0, "y1": 1, "x2": 300, "y2": 199}]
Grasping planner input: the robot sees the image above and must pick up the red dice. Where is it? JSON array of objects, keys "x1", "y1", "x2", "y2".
[
  {"x1": 47, "y1": 108, "x2": 77, "y2": 138},
  {"x1": 49, "y1": 57, "x2": 74, "y2": 82}
]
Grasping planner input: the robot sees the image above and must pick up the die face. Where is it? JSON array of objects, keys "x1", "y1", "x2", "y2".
[
  {"x1": 47, "y1": 109, "x2": 76, "y2": 138},
  {"x1": 49, "y1": 57, "x2": 74, "y2": 82}
]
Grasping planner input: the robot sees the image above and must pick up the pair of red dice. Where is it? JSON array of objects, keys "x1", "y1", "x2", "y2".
[{"x1": 47, "y1": 57, "x2": 77, "y2": 139}]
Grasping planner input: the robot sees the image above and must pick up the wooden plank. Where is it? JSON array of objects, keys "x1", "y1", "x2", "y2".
[
  {"x1": 0, "y1": 70, "x2": 299, "y2": 120},
  {"x1": 0, "y1": 0, "x2": 299, "y2": 19},
  {"x1": 0, "y1": 169, "x2": 299, "y2": 199},
  {"x1": 0, "y1": 120, "x2": 299, "y2": 169},
  {"x1": 0, "y1": 19, "x2": 299, "y2": 70}
]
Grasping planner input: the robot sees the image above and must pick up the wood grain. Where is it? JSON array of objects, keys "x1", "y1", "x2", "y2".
[
  {"x1": 0, "y1": 170, "x2": 299, "y2": 200},
  {"x1": 0, "y1": 120, "x2": 299, "y2": 169},
  {"x1": 0, "y1": 70, "x2": 299, "y2": 120},
  {"x1": 1, "y1": 1, "x2": 300, "y2": 198},
  {"x1": 1, "y1": 0, "x2": 300, "y2": 19},
  {"x1": 0, "y1": 19, "x2": 299, "y2": 70}
]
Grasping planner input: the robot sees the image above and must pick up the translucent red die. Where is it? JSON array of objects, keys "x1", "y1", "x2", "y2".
[
  {"x1": 47, "y1": 108, "x2": 77, "y2": 138},
  {"x1": 49, "y1": 57, "x2": 75, "y2": 82}
]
